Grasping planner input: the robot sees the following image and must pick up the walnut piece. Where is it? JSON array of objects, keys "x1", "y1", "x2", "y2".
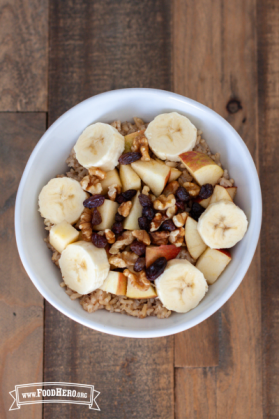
[
  {"x1": 131, "y1": 133, "x2": 150, "y2": 161},
  {"x1": 178, "y1": 169, "x2": 193, "y2": 185},
  {"x1": 150, "y1": 231, "x2": 170, "y2": 245},
  {"x1": 104, "y1": 229, "x2": 115, "y2": 244},
  {"x1": 80, "y1": 175, "x2": 102, "y2": 194},
  {"x1": 122, "y1": 251, "x2": 138, "y2": 267},
  {"x1": 78, "y1": 208, "x2": 92, "y2": 241},
  {"x1": 108, "y1": 184, "x2": 121, "y2": 201},
  {"x1": 109, "y1": 254, "x2": 127, "y2": 268},
  {"x1": 109, "y1": 231, "x2": 134, "y2": 254},
  {"x1": 183, "y1": 182, "x2": 201, "y2": 197},
  {"x1": 173, "y1": 212, "x2": 188, "y2": 228},
  {"x1": 166, "y1": 205, "x2": 178, "y2": 218},
  {"x1": 124, "y1": 269, "x2": 150, "y2": 291},
  {"x1": 88, "y1": 167, "x2": 106, "y2": 180},
  {"x1": 169, "y1": 227, "x2": 185, "y2": 247},
  {"x1": 142, "y1": 185, "x2": 150, "y2": 195},
  {"x1": 118, "y1": 201, "x2": 132, "y2": 217},
  {"x1": 163, "y1": 181, "x2": 180, "y2": 197},
  {"x1": 176, "y1": 248, "x2": 195, "y2": 264},
  {"x1": 132, "y1": 230, "x2": 151, "y2": 245},
  {"x1": 150, "y1": 213, "x2": 168, "y2": 232},
  {"x1": 153, "y1": 194, "x2": 176, "y2": 210}
]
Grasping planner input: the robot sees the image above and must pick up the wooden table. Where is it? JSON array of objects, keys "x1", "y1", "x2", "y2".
[{"x1": 0, "y1": 0, "x2": 276, "y2": 417}]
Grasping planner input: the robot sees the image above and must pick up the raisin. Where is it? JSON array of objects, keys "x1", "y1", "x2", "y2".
[
  {"x1": 118, "y1": 152, "x2": 141, "y2": 165},
  {"x1": 161, "y1": 219, "x2": 176, "y2": 231},
  {"x1": 176, "y1": 187, "x2": 190, "y2": 202},
  {"x1": 130, "y1": 240, "x2": 146, "y2": 256},
  {"x1": 83, "y1": 194, "x2": 105, "y2": 208},
  {"x1": 138, "y1": 193, "x2": 152, "y2": 207},
  {"x1": 112, "y1": 222, "x2": 124, "y2": 234},
  {"x1": 91, "y1": 208, "x2": 102, "y2": 225},
  {"x1": 146, "y1": 257, "x2": 167, "y2": 280},
  {"x1": 116, "y1": 194, "x2": 125, "y2": 204},
  {"x1": 198, "y1": 184, "x2": 213, "y2": 199},
  {"x1": 92, "y1": 233, "x2": 107, "y2": 248},
  {"x1": 190, "y1": 202, "x2": 205, "y2": 221},
  {"x1": 142, "y1": 206, "x2": 155, "y2": 221},
  {"x1": 134, "y1": 257, "x2": 146, "y2": 272},
  {"x1": 138, "y1": 216, "x2": 150, "y2": 231},
  {"x1": 122, "y1": 189, "x2": 137, "y2": 201},
  {"x1": 115, "y1": 213, "x2": 124, "y2": 222},
  {"x1": 176, "y1": 200, "x2": 185, "y2": 211}
]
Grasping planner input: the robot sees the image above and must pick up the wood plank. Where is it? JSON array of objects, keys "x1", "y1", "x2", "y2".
[
  {"x1": 175, "y1": 368, "x2": 216, "y2": 419},
  {"x1": 45, "y1": 1, "x2": 173, "y2": 418},
  {"x1": 257, "y1": 0, "x2": 279, "y2": 417},
  {"x1": 173, "y1": 0, "x2": 262, "y2": 417},
  {"x1": 0, "y1": 0, "x2": 48, "y2": 111},
  {"x1": 0, "y1": 113, "x2": 45, "y2": 418}
]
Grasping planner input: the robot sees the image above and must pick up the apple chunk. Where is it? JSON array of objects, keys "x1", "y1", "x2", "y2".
[
  {"x1": 123, "y1": 190, "x2": 142, "y2": 230},
  {"x1": 50, "y1": 220, "x2": 79, "y2": 253},
  {"x1": 126, "y1": 278, "x2": 157, "y2": 299},
  {"x1": 131, "y1": 158, "x2": 171, "y2": 196},
  {"x1": 119, "y1": 164, "x2": 141, "y2": 192},
  {"x1": 226, "y1": 186, "x2": 237, "y2": 200},
  {"x1": 146, "y1": 245, "x2": 181, "y2": 268},
  {"x1": 196, "y1": 197, "x2": 211, "y2": 209},
  {"x1": 179, "y1": 151, "x2": 224, "y2": 185},
  {"x1": 185, "y1": 216, "x2": 207, "y2": 260},
  {"x1": 100, "y1": 271, "x2": 127, "y2": 295},
  {"x1": 124, "y1": 130, "x2": 145, "y2": 152},
  {"x1": 94, "y1": 199, "x2": 119, "y2": 230},
  {"x1": 169, "y1": 167, "x2": 182, "y2": 182},
  {"x1": 100, "y1": 169, "x2": 122, "y2": 195},
  {"x1": 196, "y1": 248, "x2": 231, "y2": 284},
  {"x1": 210, "y1": 184, "x2": 232, "y2": 204}
]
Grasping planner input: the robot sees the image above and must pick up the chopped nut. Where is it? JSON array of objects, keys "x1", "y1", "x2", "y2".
[
  {"x1": 132, "y1": 230, "x2": 151, "y2": 245},
  {"x1": 109, "y1": 231, "x2": 134, "y2": 254},
  {"x1": 88, "y1": 167, "x2": 106, "y2": 180},
  {"x1": 78, "y1": 208, "x2": 92, "y2": 241},
  {"x1": 124, "y1": 269, "x2": 150, "y2": 291},
  {"x1": 166, "y1": 205, "x2": 178, "y2": 218},
  {"x1": 178, "y1": 169, "x2": 193, "y2": 185},
  {"x1": 80, "y1": 175, "x2": 102, "y2": 194},
  {"x1": 118, "y1": 201, "x2": 132, "y2": 217},
  {"x1": 169, "y1": 227, "x2": 185, "y2": 247},
  {"x1": 150, "y1": 213, "x2": 168, "y2": 232},
  {"x1": 150, "y1": 231, "x2": 170, "y2": 245},
  {"x1": 131, "y1": 134, "x2": 151, "y2": 161},
  {"x1": 133, "y1": 117, "x2": 146, "y2": 129},
  {"x1": 142, "y1": 185, "x2": 150, "y2": 195},
  {"x1": 109, "y1": 254, "x2": 127, "y2": 268},
  {"x1": 104, "y1": 229, "x2": 115, "y2": 244},
  {"x1": 173, "y1": 212, "x2": 188, "y2": 228},
  {"x1": 108, "y1": 184, "x2": 121, "y2": 201},
  {"x1": 153, "y1": 194, "x2": 176, "y2": 210},
  {"x1": 122, "y1": 251, "x2": 138, "y2": 267},
  {"x1": 163, "y1": 181, "x2": 180, "y2": 197},
  {"x1": 111, "y1": 120, "x2": 121, "y2": 132},
  {"x1": 176, "y1": 248, "x2": 195, "y2": 264},
  {"x1": 183, "y1": 182, "x2": 201, "y2": 197}
]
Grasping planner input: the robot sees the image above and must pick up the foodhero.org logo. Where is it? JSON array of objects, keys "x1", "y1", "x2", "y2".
[{"x1": 9, "y1": 382, "x2": 100, "y2": 411}]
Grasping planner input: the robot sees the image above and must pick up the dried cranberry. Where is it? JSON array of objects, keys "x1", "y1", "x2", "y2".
[
  {"x1": 122, "y1": 189, "x2": 137, "y2": 201},
  {"x1": 115, "y1": 213, "x2": 124, "y2": 222},
  {"x1": 112, "y1": 222, "x2": 124, "y2": 234},
  {"x1": 176, "y1": 200, "x2": 185, "y2": 211},
  {"x1": 146, "y1": 257, "x2": 167, "y2": 280},
  {"x1": 161, "y1": 219, "x2": 176, "y2": 231},
  {"x1": 142, "y1": 206, "x2": 155, "y2": 221},
  {"x1": 138, "y1": 216, "x2": 150, "y2": 231},
  {"x1": 130, "y1": 240, "x2": 146, "y2": 256},
  {"x1": 176, "y1": 187, "x2": 190, "y2": 202},
  {"x1": 138, "y1": 193, "x2": 152, "y2": 207},
  {"x1": 134, "y1": 257, "x2": 146, "y2": 272},
  {"x1": 190, "y1": 202, "x2": 205, "y2": 221},
  {"x1": 83, "y1": 194, "x2": 105, "y2": 208},
  {"x1": 118, "y1": 152, "x2": 141, "y2": 165},
  {"x1": 116, "y1": 194, "x2": 125, "y2": 204},
  {"x1": 92, "y1": 233, "x2": 107, "y2": 248},
  {"x1": 198, "y1": 184, "x2": 214, "y2": 199},
  {"x1": 91, "y1": 208, "x2": 102, "y2": 225}
]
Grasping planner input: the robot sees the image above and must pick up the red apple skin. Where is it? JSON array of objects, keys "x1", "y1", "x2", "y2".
[
  {"x1": 146, "y1": 245, "x2": 180, "y2": 268},
  {"x1": 116, "y1": 273, "x2": 127, "y2": 295},
  {"x1": 218, "y1": 249, "x2": 231, "y2": 258},
  {"x1": 179, "y1": 151, "x2": 216, "y2": 172}
]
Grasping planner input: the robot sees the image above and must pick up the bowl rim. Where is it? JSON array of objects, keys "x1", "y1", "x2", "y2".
[{"x1": 15, "y1": 88, "x2": 262, "y2": 338}]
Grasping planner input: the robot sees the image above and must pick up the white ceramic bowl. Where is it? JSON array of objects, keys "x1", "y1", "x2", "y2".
[{"x1": 15, "y1": 88, "x2": 262, "y2": 338}]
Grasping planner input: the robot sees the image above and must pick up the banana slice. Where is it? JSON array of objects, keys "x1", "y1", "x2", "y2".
[
  {"x1": 197, "y1": 200, "x2": 248, "y2": 249},
  {"x1": 155, "y1": 259, "x2": 208, "y2": 313},
  {"x1": 145, "y1": 112, "x2": 197, "y2": 162},
  {"x1": 59, "y1": 241, "x2": 110, "y2": 294},
  {"x1": 39, "y1": 177, "x2": 88, "y2": 225},
  {"x1": 74, "y1": 123, "x2": 124, "y2": 170}
]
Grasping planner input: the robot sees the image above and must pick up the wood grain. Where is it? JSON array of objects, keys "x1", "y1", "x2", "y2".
[
  {"x1": 0, "y1": 0, "x2": 48, "y2": 111},
  {"x1": 257, "y1": 0, "x2": 279, "y2": 417},
  {"x1": 175, "y1": 368, "x2": 216, "y2": 419},
  {"x1": 0, "y1": 113, "x2": 45, "y2": 418},
  {"x1": 173, "y1": 0, "x2": 262, "y2": 417},
  {"x1": 45, "y1": 1, "x2": 173, "y2": 418}
]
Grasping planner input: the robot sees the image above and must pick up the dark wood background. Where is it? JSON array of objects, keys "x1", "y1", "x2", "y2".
[{"x1": 0, "y1": 0, "x2": 276, "y2": 417}]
